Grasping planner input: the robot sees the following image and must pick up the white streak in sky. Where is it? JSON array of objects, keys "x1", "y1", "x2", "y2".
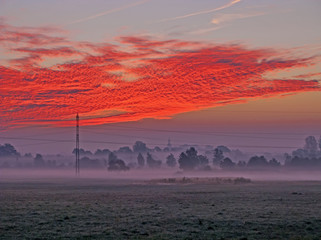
[
  {"x1": 158, "y1": 0, "x2": 241, "y2": 23},
  {"x1": 68, "y1": 0, "x2": 149, "y2": 25},
  {"x1": 188, "y1": 26, "x2": 223, "y2": 35},
  {"x1": 212, "y1": 11, "x2": 266, "y2": 25}
]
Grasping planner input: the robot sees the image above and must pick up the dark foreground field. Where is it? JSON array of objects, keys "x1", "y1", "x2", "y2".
[{"x1": 1, "y1": 175, "x2": 321, "y2": 240}]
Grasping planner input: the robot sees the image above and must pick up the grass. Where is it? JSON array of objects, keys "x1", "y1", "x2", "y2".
[{"x1": 1, "y1": 177, "x2": 321, "y2": 239}]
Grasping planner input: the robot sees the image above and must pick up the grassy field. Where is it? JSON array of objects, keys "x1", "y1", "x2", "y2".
[{"x1": 1, "y1": 175, "x2": 321, "y2": 240}]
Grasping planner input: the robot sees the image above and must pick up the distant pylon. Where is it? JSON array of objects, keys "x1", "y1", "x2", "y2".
[{"x1": 75, "y1": 113, "x2": 80, "y2": 175}]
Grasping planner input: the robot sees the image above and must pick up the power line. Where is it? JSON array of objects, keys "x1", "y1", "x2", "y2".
[
  {"x1": 87, "y1": 123, "x2": 312, "y2": 137},
  {"x1": 24, "y1": 128, "x2": 73, "y2": 138},
  {"x1": 16, "y1": 140, "x2": 68, "y2": 147},
  {"x1": 3, "y1": 125, "x2": 311, "y2": 144},
  {"x1": 0, "y1": 136, "x2": 301, "y2": 150},
  {"x1": 81, "y1": 126, "x2": 308, "y2": 141},
  {"x1": 81, "y1": 128, "x2": 167, "y2": 141},
  {"x1": 0, "y1": 136, "x2": 72, "y2": 143},
  {"x1": 5, "y1": 127, "x2": 307, "y2": 142}
]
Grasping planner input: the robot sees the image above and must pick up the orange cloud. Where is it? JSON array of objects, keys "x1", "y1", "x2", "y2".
[{"x1": 0, "y1": 22, "x2": 320, "y2": 129}]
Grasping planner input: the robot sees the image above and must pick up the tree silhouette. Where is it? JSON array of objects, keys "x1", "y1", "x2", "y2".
[
  {"x1": 220, "y1": 157, "x2": 235, "y2": 169},
  {"x1": 304, "y1": 136, "x2": 318, "y2": 156},
  {"x1": 178, "y1": 147, "x2": 198, "y2": 170},
  {"x1": 72, "y1": 148, "x2": 92, "y2": 156},
  {"x1": 269, "y1": 158, "x2": 280, "y2": 167},
  {"x1": 153, "y1": 146, "x2": 162, "y2": 152},
  {"x1": 117, "y1": 146, "x2": 133, "y2": 153},
  {"x1": 146, "y1": 152, "x2": 161, "y2": 168},
  {"x1": 213, "y1": 148, "x2": 224, "y2": 166},
  {"x1": 108, "y1": 152, "x2": 117, "y2": 162},
  {"x1": 198, "y1": 155, "x2": 209, "y2": 166},
  {"x1": 108, "y1": 152, "x2": 129, "y2": 171},
  {"x1": 247, "y1": 156, "x2": 268, "y2": 167},
  {"x1": 133, "y1": 141, "x2": 148, "y2": 152},
  {"x1": 137, "y1": 153, "x2": 145, "y2": 167},
  {"x1": 166, "y1": 153, "x2": 177, "y2": 167},
  {"x1": 284, "y1": 153, "x2": 292, "y2": 164},
  {"x1": 0, "y1": 143, "x2": 20, "y2": 157},
  {"x1": 94, "y1": 149, "x2": 111, "y2": 156},
  {"x1": 216, "y1": 145, "x2": 231, "y2": 153},
  {"x1": 292, "y1": 148, "x2": 306, "y2": 158},
  {"x1": 285, "y1": 155, "x2": 321, "y2": 168},
  {"x1": 178, "y1": 147, "x2": 208, "y2": 170},
  {"x1": 34, "y1": 153, "x2": 45, "y2": 167},
  {"x1": 237, "y1": 161, "x2": 246, "y2": 168}
]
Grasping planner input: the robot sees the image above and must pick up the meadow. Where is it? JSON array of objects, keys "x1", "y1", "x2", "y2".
[{"x1": 1, "y1": 172, "x2": 321, "y2": 240}]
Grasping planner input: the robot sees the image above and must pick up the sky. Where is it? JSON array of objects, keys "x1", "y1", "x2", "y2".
[{"x1": 0, "y1": 0, "x2": 321, "y2": 155}]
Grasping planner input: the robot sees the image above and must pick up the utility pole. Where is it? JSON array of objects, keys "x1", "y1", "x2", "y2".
[{"x1": 76, "y1": 113, "x2": 80, "y2": 175}]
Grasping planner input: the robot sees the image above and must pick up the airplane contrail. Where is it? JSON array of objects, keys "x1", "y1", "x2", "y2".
[
  {"x1": 68, "y1": 0, "x2": 149, "y2": 25},
  {"x1": 158, "y1": 0, "x2": 242, "y2": 23}
]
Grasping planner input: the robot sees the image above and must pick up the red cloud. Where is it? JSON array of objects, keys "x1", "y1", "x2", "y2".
[
  {"x1": 0, "y1": 23, "x2": 320, "y2": 129},
  {"x1": 0, "y1": 20, "x2": 66, "y2": 46},
  {"x1": 13, "y1": 47, "x2": 79, "y2": 56}
]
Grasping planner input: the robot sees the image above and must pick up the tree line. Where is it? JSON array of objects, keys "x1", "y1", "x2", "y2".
[{"x1": 1, "y1": 136, "x2": 321, "y2": 170}]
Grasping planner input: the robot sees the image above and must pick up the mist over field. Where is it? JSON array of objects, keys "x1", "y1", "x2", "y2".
[
  {"x1": 2, "y1": 168, "x2": 321, "y2": 182},
  {"x1": 2, "y1": 135, "x2": 321, "y2": 181},
  {"x1": 2, "y1": 135, "x2": 321, "y2": 184}
]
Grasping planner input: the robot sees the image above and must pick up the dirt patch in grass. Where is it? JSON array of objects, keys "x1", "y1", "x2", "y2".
[{"x1": 145, "y1": 177, "x2": 251, "y2": 185}]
